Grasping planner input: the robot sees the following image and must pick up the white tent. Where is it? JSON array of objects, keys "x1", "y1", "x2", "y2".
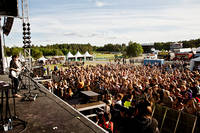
[
  {"x1": 83, "y1": 51, "x2": 93, "y2": 61},
  {"x1": 4, "y1": 56, "x2": 12, "y2": 72},
  {"x1": 66, "y1": 52, "x2": 75, "y2": 60},
  {"x1": 75, "y1": 51, "x2": 84, "y2": 61},
  {"x1": 196, "y1": 47, "x2": 200, "y2": 52},
  {"x1": 38, "y1": 56, "x2": 47, "y2": 63},
  {"x1": 190, "y1": 56, "x2": 200, "y2": 71},
  {"x1": 194, "y1": 47, "x2": 200, "y2": 57}
]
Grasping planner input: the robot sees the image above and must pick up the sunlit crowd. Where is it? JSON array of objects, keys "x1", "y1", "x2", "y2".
[{"x1": 44, "y1": 62, "x2": 200, "y2": 132}]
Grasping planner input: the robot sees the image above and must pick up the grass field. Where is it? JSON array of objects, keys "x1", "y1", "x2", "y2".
[
  {"x1": 44, "y1": 53, "x2": 122, "y2": 70},
  {"x1": 94, "y1": 53, "x2": 122, "y2": 60},
  {"x1": 44, "y1": 62, "x2": 108, "y2": 71},
  {"x1": 44, "y1": 63, "x2": 63, "y2": 70},
  {"x1": 94, "y1": 53, "x2": 115, "y2": 59}
]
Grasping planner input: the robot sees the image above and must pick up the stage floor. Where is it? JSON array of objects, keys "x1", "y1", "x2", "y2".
[{"x1": 0, "y1": 75, "x2": 107, "y2": 133}]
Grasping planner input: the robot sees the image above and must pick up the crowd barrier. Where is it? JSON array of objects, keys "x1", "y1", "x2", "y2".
[{"x1": 152, "y1": 104, "x2": 198, "y2": 133}]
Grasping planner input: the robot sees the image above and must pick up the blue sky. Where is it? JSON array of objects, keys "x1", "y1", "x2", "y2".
[{"x1": 5, "y1": 0, "x2": 200, "y2": 47}]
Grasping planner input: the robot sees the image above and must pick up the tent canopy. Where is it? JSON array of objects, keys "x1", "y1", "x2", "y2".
[
  {"x1": 75, "y1": 51, "x2": 84, "y2": 58},
  {"x1": 192, "y1": 56, "x2": 200, "y2": 62},
  {"x1": 190, "y1": 56, "x2": 200, "y2": 70},
  {"x1": 84, "y1": 51, "x2": 93, "y2": 57},
  {"x1": 196, "y1": 47, "x2": 200, "y2": 52},
  {"x1": 66, "y1": 51, "x2": 75, "y2": 58},
  {"x1": 38, "y1": 56, "x2": 47, "y2": 61}
]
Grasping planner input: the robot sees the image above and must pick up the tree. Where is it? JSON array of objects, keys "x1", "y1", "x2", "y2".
[
  {"x1": 126, "y1": 41, "x2": 143, "y2": 57},
  {"x1": 52, "y1": 49, "x2": 63, "y2": 56},
  {"x1": 4, "y1": 46, "x2": 12, "y2": 57},
  {"x1": 122, "y1": 43, "x2": 126, "y2": 51},
  {"x1": 10, "y1": 47, "x2": 22, "y2": 56},
  {"x1": 61, "y1": 48, "x2": 69, "y2": 55},
  {"x1": 31, "y1": 48, "x2": 43, "y2": 59}
]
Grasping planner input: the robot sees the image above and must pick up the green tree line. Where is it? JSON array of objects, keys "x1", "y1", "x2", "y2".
[
  {"x1": 4, "y1": 38, "x2": 200, "y2": 59},
  {"x1": 154, "y1": 38, "x2": 200, "y2": 50}
]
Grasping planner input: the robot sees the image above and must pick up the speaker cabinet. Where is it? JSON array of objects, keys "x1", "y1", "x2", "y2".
[
  {"x1": 0, "y1": 0, "x2": 18, "y2": 17},
  {"x1": 3, "y1": 17, "x2": 14, "y2": 36}
]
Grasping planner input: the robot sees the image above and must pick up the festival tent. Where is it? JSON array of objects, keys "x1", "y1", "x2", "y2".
[
  {"x1": 66, "y1": 51, "x2": 75, "y2": 61},
  {"x1": 83, "y1": 51, "x2": 93, "y2": 61},
  {"x1": 190, "y1": 56, "x2": 200, "y2": 71},
  {"x1": 194, "y1": 47, "x2": 200, "y2": 58},
  {"x1": 4, "y1": 56, "x2": 12, "y2": 72},
  {"x1": 75, "y1": 51, "x2": 84, "y2": 61},
  {"x1": 196, "y1": 47, "x2": 200, "y2": 52},
  {"x1": 38, "y1": 56, "x2": 48, "y2": 63}
]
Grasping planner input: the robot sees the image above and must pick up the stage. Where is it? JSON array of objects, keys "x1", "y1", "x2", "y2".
[{"x1": 0, "y1": 75, "x2": 107, "y2": 133}]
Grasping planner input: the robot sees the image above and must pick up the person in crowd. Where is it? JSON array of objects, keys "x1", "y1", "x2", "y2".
[
  {"x1": 77, "y1": 79, "x2": 84, "y2": 94},
  {"x1": 161, "y1": 90, "x2": 173, "y2": 108},
  {"x1": 172, "y1": 97, "x2": 184, "y2": 111},
  {"x1": 114, "y1": 93, "x2": 123, "y2": 106},
  {"x1": 183, "y1": 98, "x2": 198, "y2": 115},
  {"x1": 103, "y1": 112, "x2": 114, "y2": 133},
  {"x1": 47, "y1": 81, "x2": 54, "y2": 93},
  {"x1": 104, "y1": 100, "x2": 111, "y2": 114},
  {"x1": 123, "y1": 94, "x2": 133, "y2": 109},
  {"x1": 96, "y1": 112, "x2": 105, "y2": 127},
  {"x1": 130, "y1": 99, "x2": 159, "y2": 133}
]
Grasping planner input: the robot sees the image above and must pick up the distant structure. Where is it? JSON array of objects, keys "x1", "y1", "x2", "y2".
[
  {"x1": 170, "y1": 42, "x2": 183, "y2": 52},
  {"x1": 141, "y1": 43, "x2": 154, "y2": 53}
]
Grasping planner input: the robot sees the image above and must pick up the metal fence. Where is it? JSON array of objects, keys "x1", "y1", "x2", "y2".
[{"x1": 152, "y1": 104, "x2": 198, "y2": 133}]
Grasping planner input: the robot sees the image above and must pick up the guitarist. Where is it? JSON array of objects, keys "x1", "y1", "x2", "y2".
[{"x1": 9, "y1": 55, "x2": 22, "y2": 98}]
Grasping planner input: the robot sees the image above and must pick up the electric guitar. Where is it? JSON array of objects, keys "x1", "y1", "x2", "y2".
[{"x1": 11, "y1": 68, "x2": 21, "y2": 78}]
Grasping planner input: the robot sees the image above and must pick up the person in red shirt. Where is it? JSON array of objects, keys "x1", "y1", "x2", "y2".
[{"x1": 103, "y1": 113, "x2": 114, "y2": 133}]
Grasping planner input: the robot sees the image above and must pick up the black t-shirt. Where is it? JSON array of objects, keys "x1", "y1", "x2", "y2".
[
  {"x1": 10, "y1": 60, "x2": 18, "y2": 69},
  {"x1": 9, "y1": 59, "x2": 18, "y2": 77}
]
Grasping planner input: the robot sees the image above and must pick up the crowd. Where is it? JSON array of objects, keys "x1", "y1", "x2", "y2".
[{"x1": 44, "y1": 62, "x2": 200, "y2": 133}]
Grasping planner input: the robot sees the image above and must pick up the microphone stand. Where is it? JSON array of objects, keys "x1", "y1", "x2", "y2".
[
  {"x1": 17, "y1": 60, "x2": 27, "y2": 89},
  {"x1": 19, "y1": 61, "x2": 46, "y2": 101}
]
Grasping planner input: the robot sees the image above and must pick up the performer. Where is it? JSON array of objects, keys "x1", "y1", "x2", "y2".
[{"x1": 9, "y1": 55, "x2": 21, "y2": 98}]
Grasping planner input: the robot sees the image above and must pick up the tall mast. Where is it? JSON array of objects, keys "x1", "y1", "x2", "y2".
[{"x1": 22, "y1": 0, "x2": 32, "y2": 70}]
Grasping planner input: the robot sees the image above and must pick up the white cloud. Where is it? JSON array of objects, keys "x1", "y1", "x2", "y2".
[
  {"x1": 4, "y1": 0, "x2": 200, "y2": 47},
  {"x1": 95, "y1": 1, "x2": 106, "y2": 7}
]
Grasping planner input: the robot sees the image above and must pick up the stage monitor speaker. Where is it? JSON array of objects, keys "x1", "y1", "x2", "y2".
[
  {"x1": 3, "y1": 17, "x2": 14, "y2": 36},
  {"x1": 0, "y1": 0, "x2": 18, "y2": 17}
]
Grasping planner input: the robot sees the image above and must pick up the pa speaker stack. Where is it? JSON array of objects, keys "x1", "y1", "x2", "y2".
[
  {"x1": 3, "y1": 17, "x2": 14, "y2": 36},
  {"x1": 0, "y1": 0, "x2": 18, "y2": 17},
  {"x1": 22, "y1": 22, "x2": 31, "y2": 48},
  {"x1": 0, "y1": 0, "x2": 18, "y2": 36}
]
